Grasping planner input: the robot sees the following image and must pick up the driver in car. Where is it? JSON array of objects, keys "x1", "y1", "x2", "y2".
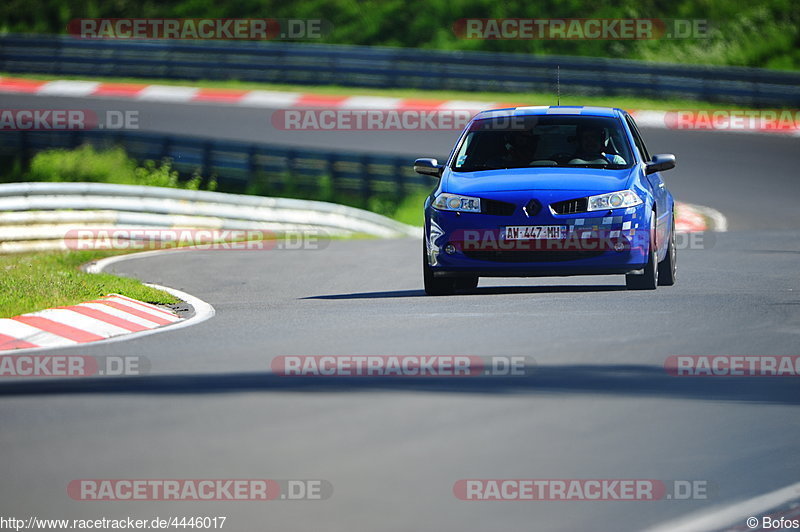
[
  {"x1": 486, "y1": 130, "x2": 541, "y2": 168},
  {"x1": 570, "y1": 125, "x2": 626, "y2": 165}
]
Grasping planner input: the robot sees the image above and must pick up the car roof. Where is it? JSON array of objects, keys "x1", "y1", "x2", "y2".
[{"x1": 475, "y1": 105, "x2": 624, "y2": 119}]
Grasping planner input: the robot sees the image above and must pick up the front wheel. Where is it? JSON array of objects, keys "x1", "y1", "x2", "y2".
[
  {"x1": 657, "y1": 217, "x2": 677, "y2": 286},
  {"x1": 626, "y1": 211, "x2": 658, "y2": 290},
  {"x1": 423, "y1": 241, "x2": 455, "y2": 296}
]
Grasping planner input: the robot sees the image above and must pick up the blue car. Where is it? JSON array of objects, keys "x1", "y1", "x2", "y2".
[{"x1": 416, "y1": 106, "x2": 677, "y2": 295}]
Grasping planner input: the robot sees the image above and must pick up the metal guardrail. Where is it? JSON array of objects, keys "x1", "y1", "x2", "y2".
[
  {"x1": 0, "y1": 182, "x2": 421, "y2": 253},
  {"x1": 0, "y1": 182, "x2": 420, "y2": 235},
  {"x1": 0, "y1": 129, "x2": 440, "y2": 204},
  {"x1": 2, "y1": 34, "x2": 799, "y2": 106}
]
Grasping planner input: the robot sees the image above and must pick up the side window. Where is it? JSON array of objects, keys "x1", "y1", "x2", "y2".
[
  {"x1": 453, "y1": 131, "x2": 474, "y2": 167},
  {"x1": 625, "y1": 115, "x2": 651, "y2": 162}
]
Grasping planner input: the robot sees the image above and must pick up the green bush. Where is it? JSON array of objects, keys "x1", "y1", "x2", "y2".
[
  {"x1": 22, "y1": 144, "x2": 211, "y2": 190},
  {"x1": 27, "y1": 145, "x2": 137, "y2": 184},
  {"x1": 10, "y1": 144, "x2": 426, "y2": 225}
]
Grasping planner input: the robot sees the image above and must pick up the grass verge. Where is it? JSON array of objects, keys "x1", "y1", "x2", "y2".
[
  {"x1": 0, "y1": 229, "x2": 381, "y2": 319},
  {"x1": 0, "y1": 72, "x2": 770, "y2": 112},
  {"x1": 0, "y1": 250, "x2": 178, "y2": 319}
]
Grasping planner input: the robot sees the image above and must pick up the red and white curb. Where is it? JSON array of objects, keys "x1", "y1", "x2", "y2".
[
  {"x1": 0, "y1": 294, "x2": 181, "y2": 351},
  {"x1": 2, "y1": 76, "x2": 798, "y2": 135},
  {"x1": 675, "y1": 202, "x2": 727, "y2": 233},
  {"x1": 0, "y1": 76, "x2": 501, "y2": 113},
  {"x1": 0, "y1": 252, "x2": 215, "y2": 353}
]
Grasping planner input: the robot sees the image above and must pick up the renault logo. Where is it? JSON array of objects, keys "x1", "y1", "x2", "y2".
[{"x1": 523, "y1": 199, "x2": 541, "y2": 217}]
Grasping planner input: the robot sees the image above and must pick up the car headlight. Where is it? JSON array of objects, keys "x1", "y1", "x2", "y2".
[
  {"x1": 587, "y1": 190, "x2": 643, "y2": 211},
  {"x1": 432, "y1": 193, "x2": 481, "y2": 213}
]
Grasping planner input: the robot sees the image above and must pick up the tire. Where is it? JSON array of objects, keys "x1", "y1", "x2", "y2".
[
  {"x1": 625, "y1": 211, "x2": 658, "y2": 290},
  {"x1": 657, "y1": 216, "x2": 677, "y2": 286},
  {"x1": 423, "y1": 241, "x2": 456, "y2": 295},
  {"x1": 454, "y1": 276, "x2": 479, "y2": 291}
]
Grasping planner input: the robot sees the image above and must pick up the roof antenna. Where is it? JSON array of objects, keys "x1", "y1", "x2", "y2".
[{"x1": 557, "y1": 65, "x2": 560, "y2": 106}]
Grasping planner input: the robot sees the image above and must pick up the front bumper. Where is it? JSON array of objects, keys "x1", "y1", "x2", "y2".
[{"x1": 425, "y1": 193, "x2": 650, "y2": 278}]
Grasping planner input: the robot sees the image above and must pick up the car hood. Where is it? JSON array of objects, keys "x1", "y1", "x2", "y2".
[{"x1": 443, "y1": 167, "x2": 636, "y2": 194}]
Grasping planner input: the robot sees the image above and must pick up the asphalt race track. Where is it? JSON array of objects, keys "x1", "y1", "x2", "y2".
[
  {"x1": 1, "y1": 93, "x2": 799, "y2": 532},
  {"x1": 3, "y1": 93, "x2": 800, "y2": 230}
]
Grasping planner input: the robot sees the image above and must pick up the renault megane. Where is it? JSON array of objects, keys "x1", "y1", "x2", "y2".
[{"x1": 415, "y1": 106, "x2": 677, "y2": 295}]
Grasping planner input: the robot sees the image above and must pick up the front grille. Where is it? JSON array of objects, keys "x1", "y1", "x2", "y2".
[
  {"x1": 481, "y1": 199, "x2": 516, "y2": 216},
  {"x1": 551, "y1": 197, "x2": 588, "y2": 215},
  {"x1": 463, "y1": 250, "x2": 605, "y2": 263}
]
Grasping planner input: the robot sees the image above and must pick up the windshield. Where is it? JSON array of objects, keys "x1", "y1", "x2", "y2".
[{"x1": 451, "y1": 115, "x2": 634, "y2": 172}]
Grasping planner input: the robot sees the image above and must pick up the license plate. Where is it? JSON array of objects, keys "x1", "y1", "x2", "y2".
[{"x1": 504, "y1": 225, "x2": 567, "y2": 240}]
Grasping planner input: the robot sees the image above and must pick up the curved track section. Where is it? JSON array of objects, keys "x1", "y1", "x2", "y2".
[
  {"x1": 3, "y1": 92, "x2": 799, "y2": 229},
  {"x1": 0, "y1": 92, "x2": 798, "y2": 532}
]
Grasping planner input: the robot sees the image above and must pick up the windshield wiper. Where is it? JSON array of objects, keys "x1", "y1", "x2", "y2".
[
  {"x1": 454, "y1": 164, "x2": 502, "y2": 172},
  {"x1": 557, "y1": 164, "x2": 627, "y2": 169}
]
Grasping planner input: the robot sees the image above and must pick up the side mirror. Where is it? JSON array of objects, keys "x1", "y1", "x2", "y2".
[
  {"x1": 414, "y1": 158, "x2": 443, "y2": 178},
  {"x1": 646, "y1": 154, "x2": 676, "y2": 175}
]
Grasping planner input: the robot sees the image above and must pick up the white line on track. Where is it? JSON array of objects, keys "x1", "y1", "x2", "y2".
[{"x1": 643, "y1": 481, "x2": 800, "y2": 532}]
